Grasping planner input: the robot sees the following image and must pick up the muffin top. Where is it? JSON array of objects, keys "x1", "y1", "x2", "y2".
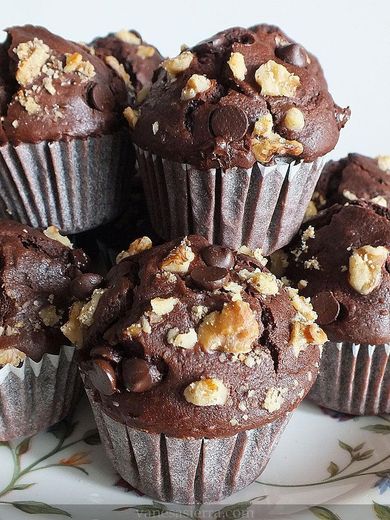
[
  {"x1": 0, "y1": 220, "x2": 103, "y2": 368},
  {"x1": 0, "y1": 25, "x2": 129, "y2": 145},
  {"x1": 284, "y1": 201, "x2": 390, "y2": 345},
  {"x1": 312, "y1": 154, "x2": 390, "y2": 213},
  {"x1": 91, "y1": 29, "x2": 163, "y2": 96},
  {"x1": 131, "y1": 24, "x2": 350, "y2": 170},
  {"x1": 70, "y1": 235, "x2": 326, "y2": 439}
]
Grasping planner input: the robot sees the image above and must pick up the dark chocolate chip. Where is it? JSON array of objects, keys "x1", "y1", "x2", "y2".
[
  {"x1": 190, "y1": 266, "x2": 229, "y2": 291},
  {"x1": 201, "y1": 245, "x2": 235, "y2": 269},
  {"x1": 122, "y1": 358, "x2": 154, "y2": 393},
  {"x1": 86, "y1": 359, "x2": 117, "y2": 395},
  {"x1": 210, "y1": 106, "x2": 248, "y2": 140},
  {"x1": 90, "y1": 345, "x2": 122, "y2": 363},
  {"x1": 70, "y1": 273, "x2": 103, "y2": 300},
  {"x1": 311, "y1": 291, "x2": 340, "y2": 325},
  {"x1": 275, "y1": 44, "x2": 308, "y2": 67},
  {"x1": 88, "y1": 83, "x2": 116, "y2": 111}
]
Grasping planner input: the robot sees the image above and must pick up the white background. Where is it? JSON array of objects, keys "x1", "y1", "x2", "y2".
[{"x1": 2, "y1": 0, "x2": 389, "y2": 160}]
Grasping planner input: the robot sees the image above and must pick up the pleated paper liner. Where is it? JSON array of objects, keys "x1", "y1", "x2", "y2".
[
  {"x1": 135, "y1": 146, "x2": 324, "y2": 255},
  {"x1": 309, "y1": 341, "x2": 390, "y2": 415},
  {"x1": 0, "y1": 130, "x2": 133, "y2": 234},
  {"x1": 85, "y1": 386, "x2": 290, "y2": 504},
  {"x1": 0, "y1": 345, "x2": 81, "y2": 441}
]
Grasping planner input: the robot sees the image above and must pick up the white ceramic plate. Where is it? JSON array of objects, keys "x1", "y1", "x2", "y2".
[{"x1": 0, "y1": 397, "x2": 388, "y2": 520}]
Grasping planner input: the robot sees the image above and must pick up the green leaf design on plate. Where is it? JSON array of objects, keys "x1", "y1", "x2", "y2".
[
  {"x1": 373, "y1": 501, "x2": 390, "y2": 520},
  {"x1": 362, "y1": 425, "x2": 390, "y2": 435},
  {"x1": 354, "y1": 449, "x2": 374, "y2": 461},
  {"x1": 353, "y1": 442, "x2": 365, "y2": 452},
  {"x1": 327, "y1": 461, "x2": 339, "y2": 477},
  {"x1": 82, "y1": 429, "x2": 101, "y2": 445},
  {"x1": 338, "y1": 440, "x2": 354, "y2": 454},
  {"x1": 48, "y1": 419, "x2": 76, "y2": 441},
  {"x1": 16, "y1": 437, "x2": 31, "y2": 456},
  {"x1": 134, "y1": 502, "x2": 167, "y2": 516},
  {"x1": 11, "y1": 501, "x2": 71, "y2": 517},
  {"x1": 12, "y1": 483, "x2": 35, "y2": 490},
  {"x1": 213, "y1": 501, "x2": 252, "y2": 519},
  {"x1": 309, "y1": 506, "x2": 342, "y2": 520}
]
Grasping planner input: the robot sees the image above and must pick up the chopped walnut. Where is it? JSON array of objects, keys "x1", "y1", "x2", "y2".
[
  {"x1": 227, "y1": 52, "x2": 247, "y2": 81},
  {"x1": 61, "y1": 301, "x2": 84, "y2": 347},
  {"x1": 116, "y1": 236, "x2": 152, "y2": 263},
  {"x1": 304, "y1": 258, "x2": 321, "y2": 270},
  {"x1": 287, "y1": 287, "x2": 317, "y2": 322},
  {"x1": 198, "y1": 300, "x2": 259, "y2": 354},
  {"x1": 14, "y1": 38, "x2": 50, "y2": 86},
  {"x1": 136, "y1": 86, "x2": 150, "y2": 103},
  {"x1": 191, "y1": 305, "x2": 208, "y2": 321},
  {"x1": 43, "y1": 226, "x2": 73, "y2": 248},
  {"x1": 343, "y1": 190, "x2": 357, "y2": 201},
  {"x1": 289, "y1": 321, "x2": 327, "y2": 357},
  {"x1": 64, "y1": 53, "x2": 95, "y2": 78},
  {"x1": 105, "y1": 55, "x2": 131, "y2": 87},
  {"x1": 123, "y1": 107, "x2": 139, "y2": 129},
  {"x1": 238, "y1": 269, "x2": 279, "y2": 296},
  {"x1": 262, "y1": 387, "x2": 287, "y2": 412},
  {"x1": 39, "y1": 305, "x2": 61, "y2": 327},
  {"x1": 181, "y1": 74, "x2": 211, "y2": 101},
  {"x1": 167, "y1": 327, "x2": 198, "y2": 349},
  {"x1": 17, "y1": 91, "x2": 41, "y2": 115},
  {"x1": 0, "y1": 347, "x2": 26, "y2": 367},
  {"x1": 137, "y1": 45, "x2": 156, "y2": 58},
  {"x1": 162, "y1": 51, "x2": 194, "y2": 76},
  {"x1": 78, "y1": 289, "x2": 106, "y2": 327},
  {"x1": 184, "y1": 378, "x2": 228, "y2": 406},
  {"x1": 370, "y1": 196, "x2": 387, "y2": 208},
  {"x1": 348, "y1": 245, "x2": 389, "y2": 295},
  {"x1": 161, "y1": 239, "x2": 195, "y2": 274},
  {"x1": 238, "y1": 245, "x2": 268, "y2": 266},
  {"x1": 304, "y1": 200, "x2": 318, "y2": 222},
  {"x1": 150, "y1": 297, "x2": 179, "y2": 316},
  {"x1": 284, "y1": 107, "x2": 305, "y2": 131},
  {"x1": 115, "y1": 30, "x2": 141, "y2": 45},
  {"x1": 124, "y1": 315, "x2": 152, "y2": 338},
  {"x1": 255, "y1": 60, "x2": 300, "y2": 97},
  {"x1": 222, "y1": 281, "x2": 243, "y2": 301},
  {"x1": 377, "y1": 155, "x2": 390, "y2": 172},
  {"x1": 43, "y1": 76, "x2": 56, "y2": 95},
  {"x1": 152, "y1": 121, "x2": 159, "y2": 135}
]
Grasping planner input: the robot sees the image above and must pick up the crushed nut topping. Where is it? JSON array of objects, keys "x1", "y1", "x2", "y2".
[
  {"x1": 136, "y1": 85, "x2": 150, "y2": 103},
  {"x1": 162, "y1": 51, "x2": 194, "y2": 76},
  {"x1": 289, "y1": 321, "x2": 327, "y2": 357},
  {"x1": 304, "y1": 257, "x2": 321, "y2": 270},
  {"x1": 287, "y1": 287, "x2": 317, "y2": 322},
  {"x1": 61, "y1": 301, "x2": 84, "y2": 347},
  {"x1": 137, "y1": 45, "x2": 156, "y2": 58},
  {"x1": 184, "y1": 378, "x2": 228, "y2": 406},
  {"x1": 152, "y1": 121, "x2": 159, "y2": 135},
  {"x1": 14, "y1": 38, "x2": 50, "y2": 86},
  {"x1": 181, "y1": 74, "x2": 211, "y2": 100},
  {"x1": 348, "y1": 245, "x2": 389, "y2": 295},
  {"x1": 43, "y1": 226, "x2": 73, "y2": 248},
  {"x1": 284, "y1": 107, "x2": 305, "y2": 131},
  {"x1": 39, "y1": 305, "x2": 61, "y2": 327},
  {"x1": 116, "y1": 236, "x2": 152, "y2": 263},
  {"x1": 43, "y1": 76, "x2": 56, "y2": 95},
  {"x1": 167, "y1": 327, "x2": 198, "y2": 349},
  {"x1": 343, "y1": 190, "x2": 358, "y2": 201},
  {"x1": 0, "y1": 347, "x2": 26, "y2": 367},
  {"x1": 105, "y1": 55, "x2": 131, "y2": 87},
  {"x1": 150, "y1": 297, "x2": 179, "y2": 316},
  {"x1": 238, "y1": 269, "x2": 279, "y2": 296},
  {"x1": 377, "y1": 155, "x2": 390, "y2": 172},
  {"x1": 262, "y1": 387, "x2": 287, "y2": 412},
  {"x1": 64, "y1": 53, "x2": 95, "y2": 78},
  {"x1": 198, "y1": 300, "x2": 259, "y2": 354},
  {"x1": 304, "y1": 200, "x2": 318, "y2": 222},
  {"x1": 115, "y1": 29, "x2": 141, "y2": 45},
  {"x1": 124, "y1": 315, "x2": 152, "y2": 338},
  {"x1": 370, "y1": 196, "x2": 387, "y2": 208},
  {"x1": 123, "y1": 106, "x2": 139, "y2": 128},
  {"x1": 78, "y1": 289, "x2": 106, "y2": 327},
  {"x1": 222, "y1": 281, "x2": 243, "y2": 301},
  {"x1": 161, "y1": 239, "x2": 195, "y2": 274},
  {"x1": 191, "y1": 305, "x2": 208, "y2": 321},
  {"x1": 238, "y1": 245, "x2": 268, "y2": 266},
  {"x1": 17, "y1": 91, "x2": 41, "y2": 115},
  {"x1": 255, "y1": 60, "x2": 300, "y2": 97},
  {"x1": 227, "y1": 52, "x2": 247, "y2": 81}
]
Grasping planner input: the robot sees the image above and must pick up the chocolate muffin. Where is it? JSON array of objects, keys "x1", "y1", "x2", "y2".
[
  {"x1": 307, "y1": 153, "x2": 390, "y2": 218},
  {"x1": 91, "y1": 29, "x2": 163, "y2": 96},
  {"x1": 0, "y1": 25, "x2": 132, "y2": 233},
  {"x1": 283, "y1": 201, "x2": 390, "y2": 415},
  {"x1": 0, "y1": 219, "x2": 101, "y2": 440},
  {"x1": 130, "y1": 24, "x2": 350, "y2": 253},
  {"x1": 64, "y1": 235, "x2": 326, "y2": 503}
]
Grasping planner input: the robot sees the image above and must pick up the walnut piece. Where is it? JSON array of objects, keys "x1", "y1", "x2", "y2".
[
  {"x1": 161, "y1": 239, "x2": 195, "y2": 274},
  {"x1": 198, "y1": 300, "x2": 259, "y2": 354},
  {"x1": 17, "y1": 91, "x2": 41, "y2": 115},
  {"x1": 348, "y1": 245, "x2": 389, "y2": 295},
  {"x1": 287, "y1": 287, "x2": 317, "y2": 322},
  {"x1": 105, "y1": 55, "x2": 131, "y2": 87},
  {"x1": 14, "y1": 38, "x2": 50, "y2": 86},
  {"x1": 116, "y1": 236, "x2": 152, "y2": 263},
  {"x1": 228, "y1": 52, "x2": 247, "y2": 81},
  {"x1": 255, "y1": 60, "x2": 300, "y2": 97},
  {"x1": 61, "y1": 301, "x2": 84, "y2": 347},
  {"x1": 162, "y1": 51, "x2": 194, "y2": 76},
  {"x1": 150, "y1": 297, "x2": 179, "y2": 316},
  {"x1": 181, "y1": 74, "x2": 211, "y2": 101},
  {"x1": 262, "y1": 387, "x2": 287, "y2": 412},
  {"x1": 64, "y1": 53, "x2": 95, "y2": 78},
  {"x1": 43, "y1": 226, "x2": 73, "y2": 248},
  {"x1": 167, "y1": 327, "x2": 198, "y2": 349},
  {"x1": 115, "y1": 30, "x2": 141, "y2": 45},
  {"x1": 377, "y1": 155, "x2": 390, "y2": 172},
  {"x1": 78, "y1": 289, "x2": 106, "y2": 327},
  {"x1": 370, "y1": 196, "x2": 387, "y2": 208},
  {"x1": 39, "y1": 305, "x2": 61, "y2": 327},
  {"x1": 137, "y1": 45, "x2": 155, "y2": 58},
  {"x1": 0, "y1": 347, "x2": 26, "y2": 367},
  {"x1": 284, "y1": 107, "x2": 305, "y2": 131},
  {"x1": 123, "y1": 107, "x2": 139, "y2": 129},
  {"x1": 238, "y1": 245, "x2": 268, "y2": 266},
  {"x1": 289, "y1": 321, "x2": 327, "y2": 357},
  {"x1": 304, "y1": 200, "x2": 318, "y2": 222},
  {"x1": 184, "y1": 378, "x2": 228, "y2": 406},
  {"x1": 238, "y1": 269, "x2": 279, "y2": 296}
]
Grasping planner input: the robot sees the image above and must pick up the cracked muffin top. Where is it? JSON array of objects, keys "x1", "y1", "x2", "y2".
[
  {"x1": 0, "y1": 25, "x2": 129, "y2": 145},
  {"x1": 91, "y1": 29, "x2": 163, "y2": 96},
  {"x1": 67, "y1": 235, "x2": 326, "y2": 439},
  {"x1": 309, "y1": 153, "x2": 390, "y2": 215},
  {"x1": 282, "y1": 201, "x2": 390, "y2": 345},
  {"x1": 0, "y1": 220, "x2": 102, "y2": 367},
  {"x1": 130, "y1": 24, "x2": 350, "y2": 170}
]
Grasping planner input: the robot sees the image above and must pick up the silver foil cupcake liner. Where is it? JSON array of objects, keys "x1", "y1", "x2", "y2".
[
  {"x1": 135, "y1": 146, "x2": 324, "y2": 255},
  {"x1": 309, "y1": 341, "x2": 390, "y2": 415},
  {"x1": 0, "y1": 130, "x2": 133, "y2": 234},
  {"x1": 85, "y1": 388, "x2": 290, "y2": 504},
  {"x1": 0, "y1": 345, "x2": 81, "y2": 440}
]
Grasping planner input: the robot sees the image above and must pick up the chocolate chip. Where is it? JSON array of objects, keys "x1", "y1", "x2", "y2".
[
  {"x1": 70, "y1": 273, "x2": 103, "y2": 300},
  {"x1": 201, "y1": 245, "x2": 235, "y2": 269},
  {"x1": 122, "y1": 358, "x2": 154, "y2": 393},
  {"x1": 88, "y1": 83, "x2": 116, "y2": 111},
  {"x1": 210, "y1": 106, "x2": 248, "y2": 140},
  {"x1": 311, "y1": 291, "x2": 340, "y2": 325},
  {"x1": 190, "y1": 266, "x2": 229, "y2": 291},
  {"x1": 90, "y1": 345, "x2": 121, "y2": 363},
  {"x1": 86, "y1": 359, "x2": 117, "y2": 395},
  {"x1": 275, "y1": 44, "x2": 308, "y2": 67}
]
